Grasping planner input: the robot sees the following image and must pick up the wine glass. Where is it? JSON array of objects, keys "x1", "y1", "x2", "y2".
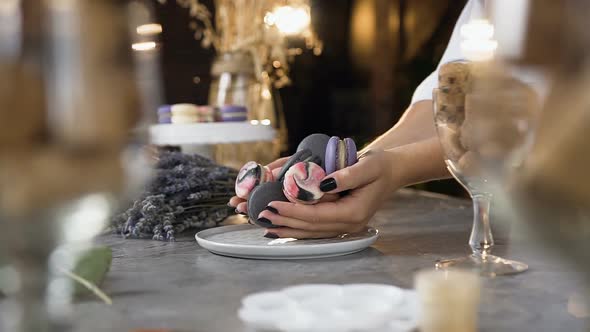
[{"x1": 432, "y1": 78, "x2": 536, "y2": 277}]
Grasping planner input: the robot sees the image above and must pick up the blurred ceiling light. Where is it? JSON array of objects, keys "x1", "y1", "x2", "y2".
[
  {"x1": 136, "y1": 23, "x2": 163, "y2": 36},
  {"x1": 48, "y1": 0, "x2": 76, "y2": 12},
  {"x1": 261, "y1": 88, "x2": 272, "y2": 100},
  {"x1": 460, "y1": 19, "x2": 497, "y2": 61},
  {"x1": 265, "y1": 5, "x2": 311, "y2": 35},
  {"x1": 250, "y1": 120, "x2": 260, "y2": 125},
  {"x1": 132, "y1": 41, "x2": 157, "y2": 51},
  {"x1": 261, "y1": 119, "x2": 271, "y2": 126},
  {"x1": 460, "y1": 19, "x2": 494, "y2": 40},
  {"x1": 0, "y1": 0, "x2": 19, "y2": 15},
  {"x1": 264, "y1": 11, "x2": 276, "y2": 26},
  {"x1": 0, "y1": 0, "x2": 21, "y2": 58},
  {"x1": 350, "y1": 0, "x2": 375, "y2": 69}
]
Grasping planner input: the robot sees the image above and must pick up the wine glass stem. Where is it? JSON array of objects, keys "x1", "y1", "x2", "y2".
[{"x1": 469, "y1": 194, "x2": 494, "y2": 257}]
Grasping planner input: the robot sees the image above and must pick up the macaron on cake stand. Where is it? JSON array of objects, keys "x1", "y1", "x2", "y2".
[
  {"x1": 196, "y1": 133, "x2": 380, "y2": 260},
  {"x1": 150, "y1": 104, "x2": 276, "y2": 158}
]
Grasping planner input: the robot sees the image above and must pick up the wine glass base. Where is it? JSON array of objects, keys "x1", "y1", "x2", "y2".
[{"x1": 435, "y1": 254, "x2": 528, "y2": 277}]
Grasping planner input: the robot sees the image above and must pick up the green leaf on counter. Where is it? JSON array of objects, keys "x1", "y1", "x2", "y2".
[
  {"x1": 70, "y1": 246, "x2": 113, "y2": 303},
  {"x1": 60, "y1": 267, "x2": 113, "y2": 305}
]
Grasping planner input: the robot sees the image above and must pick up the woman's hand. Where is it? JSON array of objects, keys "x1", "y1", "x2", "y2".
[
  {"x1": 256, "y1": 149, "x2": 402, "y2": 239},
  {"x1": 228, "y1": 156, "x2": 340, "y2": 213}
]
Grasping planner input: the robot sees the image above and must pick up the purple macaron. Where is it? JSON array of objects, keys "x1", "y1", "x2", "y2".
[
  {"x1": 219, "y1": 105, "x2": 248, "y2": 122},
  {"x1": 324, "y1": 136, "x2": 357, "y2": 175},
  {"x1": 157, "y1": 105, "x2": 172, "y2": 124}
]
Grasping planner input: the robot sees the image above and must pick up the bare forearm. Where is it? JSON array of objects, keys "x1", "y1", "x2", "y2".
[
  {"x1": 387, "y1": 137, "x2": 451, "y2": 187},
  {"x1": 363, "y1": 100, "x2": 437, "y2": 152}
]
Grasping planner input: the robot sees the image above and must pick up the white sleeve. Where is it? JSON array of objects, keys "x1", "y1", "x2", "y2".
[{"x1": 411, "y1": 0, "x2": 484, "y2": 104}]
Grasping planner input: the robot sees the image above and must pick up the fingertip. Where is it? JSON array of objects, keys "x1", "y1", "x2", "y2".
[
  {"x1": 257, "y1": 209, "x2": 271, "y2": 220},
  {"x1": 229, "y1": 195, "x2": 246, "y2": 207},
  {"x1": 263, "y1": 230, "x2": 280, "y2": 239},
  {"x1": 266, "y1": 156, "x2": 290, "y2": 170},
  {"x1": 264, "y1": 226, "x2": 290, "y2": 238},
  {"x1": 271, "y1": 167, "x2": 281, "y2": 179},
  {"x1": 236, "y1": 201, "x2": 248, "y2": 214}
]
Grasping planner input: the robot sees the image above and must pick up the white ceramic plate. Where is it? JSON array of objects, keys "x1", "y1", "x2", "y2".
[{"x1": 195, "y1": 224, "x2": 379, "y2": 260}]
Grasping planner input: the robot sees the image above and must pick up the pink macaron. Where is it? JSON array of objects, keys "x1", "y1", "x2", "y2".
[
  {"x1": 282, "y1": 161, "x2": 326, "y2": 204},
  {"x1": 235, "y1": 161, "x2": 274, "y2": 199}
]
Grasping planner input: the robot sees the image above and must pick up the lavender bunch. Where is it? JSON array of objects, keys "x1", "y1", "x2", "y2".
[{"x1": 111, "y1": 151, "x2": 238, "y2": 241}]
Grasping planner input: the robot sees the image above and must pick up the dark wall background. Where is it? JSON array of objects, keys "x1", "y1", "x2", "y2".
[{"x1": 154, "y1": 0, "x2": 467, "y2": 196}]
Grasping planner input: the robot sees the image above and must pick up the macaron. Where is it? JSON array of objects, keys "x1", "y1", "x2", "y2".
[
  {"x1": 296, "y1": 133, "x2": 331, "y2": 168},
  {"x1": 235, "y1": 161, "x2": 275, "y2": 199},
  {"x1": 325, "y1": 136, "x2": 357, "y2": 175},
  {"x1": 197, "y1": 105, "x2": 215, "y2": 123},
  {"x1": 282, "y1": 161, "x2": 326, "y2": 204},
  {"x1": 219, "y1": 105, "x2": 248, "y2": 122},
  {"x1": 171, "y1": 103, "x2": 199, "y2": 124},
  {"x1": 157, "y1": 105, "x2": 172, "y2": 124},
  {"x1": 248, "y1": 182, "x2": 288, "y2": 228}
]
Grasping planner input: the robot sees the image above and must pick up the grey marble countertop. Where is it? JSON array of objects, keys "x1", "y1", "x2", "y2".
[{"x1": 70, "y1": 189, "x2": 587, "y2": 332}]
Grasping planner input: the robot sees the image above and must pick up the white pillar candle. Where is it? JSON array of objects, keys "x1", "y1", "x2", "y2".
[{"x1": 415, "y1": 269, "x2": 481, "y2": 332}]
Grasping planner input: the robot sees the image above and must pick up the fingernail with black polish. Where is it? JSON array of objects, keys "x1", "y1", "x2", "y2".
[
  {"x1": 257, "y1": 217, "x2": 273, "y2": 227},
  {"x1": 265, "y1": 205, "x2": 279, "y2": 214},
  {"x1": 320, "y1": 178, "x2": 337, "y2": 192},
  {"x1": 264, "y1": 232, "x2": 279, "y2": 239}
]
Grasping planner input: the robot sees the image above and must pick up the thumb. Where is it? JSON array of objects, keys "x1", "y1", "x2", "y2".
[
  {"x1": 266, "y1": 156, "x2": 289, "y2": 170},
  {"x1": 318, "y1": 154, "x2": 381, "y2": 193},
  {"x1": 267, "y1": 157, "x2": 290, "y2": 180}
]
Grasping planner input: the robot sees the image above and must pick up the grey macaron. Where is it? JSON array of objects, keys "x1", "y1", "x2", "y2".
[
  {"x1": 296, "y1": 133, "x2": 331, "y2": 169},
  {"x1": 247, "y1": 181, "x2": 288, "y2": 228}
]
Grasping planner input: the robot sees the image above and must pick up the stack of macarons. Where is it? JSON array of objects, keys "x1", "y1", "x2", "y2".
[
  {"x1": 218, "y1": 105, "x2": 248, "y2": 122},
  {"x1": 157, "y1": 104, "x2": 248, "y2": 124},
  {"x1": 196, "y1": 106, "x2": 215, "y2": 122},
  {"x1": 157, "y1": 104, "x2": 216, "y2": 124},
  {"x1": 157, "y1": 105, "x2": 172, "y2": 124},
  {"x1": 234, "y1": 133, "x2": 358, "y2": 227},
  {"x1": 170, "y1": 103, "x2": 215, "y2": 124}
]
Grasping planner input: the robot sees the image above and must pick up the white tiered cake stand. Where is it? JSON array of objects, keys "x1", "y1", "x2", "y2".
[{"x1": 149, "y1": 122, "x2": 276, "y2": 157}]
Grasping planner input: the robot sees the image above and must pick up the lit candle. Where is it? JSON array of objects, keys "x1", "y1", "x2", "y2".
[{"x1": 415, "y1": 269, "x2": 481, "y2": 332}]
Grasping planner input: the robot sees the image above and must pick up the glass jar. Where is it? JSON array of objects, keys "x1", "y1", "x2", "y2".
[
  {"x1": 208, "y1": 51, "x2": 285, "y2": 168},
  {"x1": 209, "y1": 51, "x2": 258, "y2": 114}
]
